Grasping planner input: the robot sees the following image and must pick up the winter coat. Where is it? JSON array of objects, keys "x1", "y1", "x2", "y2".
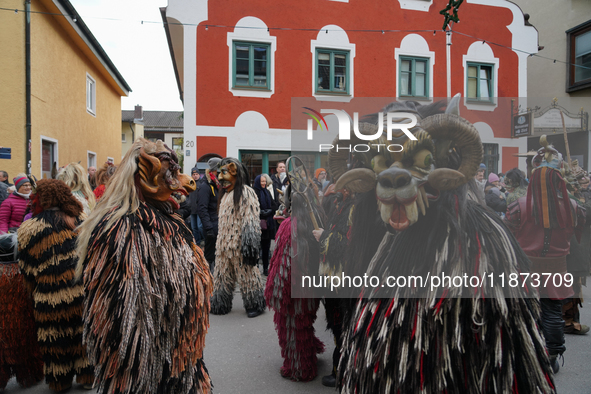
[
  {"x1": 196, "y1": 175, "x2": 219, "y2": 235},
  {"x1": 0, "y1": 182, "x2": 8, "y2": 205},
  {"x1": 254, "y1": 175, "x2": 277, "y2": 240},
  {"x1": 0, "y1": 193, "x2": 29, "y2": 233},
  {"x1": 271, "y1": 173, "x2": 287, "y2": 205},
  {"x1": 484, "y1": 185, "x2": 506, "y2": 215},
  {"x1": 188, "y1": 183, "x2": 201, "y2": 215}
]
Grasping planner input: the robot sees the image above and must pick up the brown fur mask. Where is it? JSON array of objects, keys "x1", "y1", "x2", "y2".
[
  {"x1": 136, "y1": 140, "x2": 196, "y2": 210},
  {"x1": 30, "y1": 179, "x2": 83, "y2": 229}
]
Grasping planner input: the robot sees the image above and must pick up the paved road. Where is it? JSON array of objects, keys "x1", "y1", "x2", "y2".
[{"x1": 4, "y1": 279, "x2": 591, "y2": 393}]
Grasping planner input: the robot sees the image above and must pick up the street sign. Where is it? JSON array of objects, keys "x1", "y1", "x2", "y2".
[
  {"x1": 0, "y1": 147, "x2": 11, "y2": 160},
  {"x1": 513, "y1": 112, "x2": 533, "y2": 137}
]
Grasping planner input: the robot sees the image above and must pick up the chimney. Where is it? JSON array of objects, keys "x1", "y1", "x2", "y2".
[{"x1": 134, "y1": 105, "x2": 143, "y2": 121}]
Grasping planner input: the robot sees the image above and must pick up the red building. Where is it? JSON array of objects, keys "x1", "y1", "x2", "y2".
[{"x1": 162, "y1": 0, "x2": 538, "y2": 179}]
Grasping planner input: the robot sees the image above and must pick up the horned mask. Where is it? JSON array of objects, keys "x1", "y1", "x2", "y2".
[{"x1": 331, "y1": 95, "x2": 483, "y2": 232}]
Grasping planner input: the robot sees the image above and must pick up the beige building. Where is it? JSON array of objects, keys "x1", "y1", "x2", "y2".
[
  {"x1": 0, "y1": 0, "x2": 130, "y2": 179},
  {"x1": 512, "y1": 1, "x2": 590, "y2": 169},
  {"x1": 121, "y1": 107, "x2": 183, "y2": 160}
]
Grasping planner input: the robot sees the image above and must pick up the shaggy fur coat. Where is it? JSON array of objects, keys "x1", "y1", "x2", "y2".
[
  {"x1": 82, "y1": 201, "x2": 213, "y2": 394},
  {"x1": 18, "y1": 209, "x2": 94, "y2": 392},
  {"x1": 211, "y1": 187, "x2": 265, "y2": 314}
]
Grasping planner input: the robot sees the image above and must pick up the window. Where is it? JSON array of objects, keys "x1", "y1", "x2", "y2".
[
  {"x1": 483, "y1": 143, "x2": 499, "y2": 176},
  {"x1": 233, "y1": 42, "x2": 270, "y2": 89},
  {"x1": 172, "y1": 137, "x2": 183, "y2": 151},
  {"x1": 315, "y1": 49, "x2": 349, "y2": 94},
  {"x1": 567, "y1": 20, "x2": 591, "y2": 92},
  {"x1": 87, "y1": 151, "x2": 96, "y2": 169},
  {"x1": 86, "y1": 73, "x2": 96, "y2": 115},
  {"x1": 399, "y1": 56, "x2": 429, "y2": 97},
  {"x1": 41, "y1": 137, "x2": 58, "y2": 179},
  {"x1": 121, "y1": 133, "x2": 126, "y2": 143},
  {"x1": 467, "y1": 62, "x2": 493, "y2": 101}
]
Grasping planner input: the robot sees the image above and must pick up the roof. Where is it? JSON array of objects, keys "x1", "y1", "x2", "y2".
[
  {"x1": 122, "y1": 110, "x2": 184, "y2": 131},
  {"x1": 53, "y1": 0, "x2": 131, "y2": 95}
]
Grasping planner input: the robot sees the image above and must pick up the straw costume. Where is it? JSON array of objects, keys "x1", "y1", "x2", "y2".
[
  {"x1": 265, "y1": 184, "x2": 325, "y2": 381},
  {"x1": 0, "y1": 233, "x2": 44, "y2": 390},
  {"x1": 77, "y1": 139, "x2": 213, "y2": 394},
  {"x1": 211, "y1": 157, "x2": 265, "y2": 318},
  {"x1": 333, "y1": 98, "x2": 556, "y2": 393},
  {"x1": 18, "y1": 179, "x2": 94, "y2": 392}
]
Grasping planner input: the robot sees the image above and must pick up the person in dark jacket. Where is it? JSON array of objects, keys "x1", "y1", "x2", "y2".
[
  {"x1": 253, "y1": 174, "x2": 277, "y2": 276},
  {"x1": 188, "y1": 167, "x2": 204, "y2": 245},
  {"x1": 484, "y1": 173, "x2": 506, "y2": 216},
  {"x1": 196, "y1": 158, "x2": 221, "y2": 271},
  {"x1": 0, "y1": 182, "x2": 8, "y2": 206}
]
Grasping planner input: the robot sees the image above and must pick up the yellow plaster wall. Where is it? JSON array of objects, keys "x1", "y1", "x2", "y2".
[
  {"x1": 0, "y1": 0, "x2": 26, "y2": 178},
  {"x1": 121, "y1": 122, "x2": 144, "y2": 158},
  {"x1": 29, "y1": 1, "x2": 123, "y2": 177}
]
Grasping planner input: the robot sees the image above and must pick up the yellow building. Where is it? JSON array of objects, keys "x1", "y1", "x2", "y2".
[{"x1": 0, "y1": 0, "x2": 130, "y2": 179}]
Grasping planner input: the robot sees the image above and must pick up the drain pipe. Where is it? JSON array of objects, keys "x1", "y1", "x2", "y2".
[{"x1": 25, "y1": 0, "x2": 32, "y2": 175}]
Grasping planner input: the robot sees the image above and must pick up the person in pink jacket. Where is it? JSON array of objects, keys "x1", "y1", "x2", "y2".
[{"x1": 0, "y1": 174, "x2": 31, "y2": 233}]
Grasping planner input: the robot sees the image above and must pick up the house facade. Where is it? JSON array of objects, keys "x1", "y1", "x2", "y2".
[
  {"x1": 121, "y1": 107, "x2": 183, "y2": 158},
  {"x1": 512, "y1": 0, "x2": 591, "y2": 170},
  {"x1": 0, "y1": 0, "x2": 130, "y2": 179},
  {"x1": 162, "y1": 0, "x2": 538, "y2": 179}
]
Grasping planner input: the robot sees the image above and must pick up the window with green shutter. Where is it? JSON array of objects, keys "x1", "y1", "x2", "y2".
[
  {"x1": 233, "y1": 42, "x2": 270, "y2": 89},
  {"x1": 399, "y1": 56, "x2": 429, "y2": 98},
  {"x1": 467, "y1": 62, "x2": 494, "y2": 101},
  {"x1": 315, "y1": 49, "x2": 349, "y2": 94}
]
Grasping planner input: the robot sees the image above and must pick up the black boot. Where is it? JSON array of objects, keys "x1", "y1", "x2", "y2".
[
  {"x1": 247, "y1": 308, "x2": 262, "y2": 318},
  {"x1": 549, "y1": 355, "x2": 560, "y2": 374},
  {"x1": 321, "y1": 374, "x2": 336, "y2": 387}
]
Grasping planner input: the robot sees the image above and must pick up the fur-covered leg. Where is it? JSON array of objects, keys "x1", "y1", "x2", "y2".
[
  {"x1": 238, "y1": 264, "x2": 265, "y2": 312},
  {"x1": 211, "y1": 256, "x2": 236, "y2": 315}
]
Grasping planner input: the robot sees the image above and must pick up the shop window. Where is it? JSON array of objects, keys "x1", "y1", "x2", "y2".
[{"x1": 483, "y1": 143, "x2": 499, "y2": 176}]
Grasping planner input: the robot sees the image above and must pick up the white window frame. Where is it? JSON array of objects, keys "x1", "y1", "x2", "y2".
[
  {"x1": 122, "y1": 133, "x2": 127, "y2": 143},
  {"x1": 86, "y1": 73, "x2": 96, "y2": 116},
  {"x1": 463, "y1": 42, "x2": 499, "y2": 112},
  {"x1": 311, "y1": 25, "x2": 355, "y2": 103},
  {"x1": 40, "y1": 136, "x2": 59, "y2": 179},
  {"x1": 87, "y1": 150, "x2": 96, "y2": 169},
  {"x1": 398, "y1": 0, "x2": 433, "y2": 12},
  {"x1": 227, "y1": 17, "x2": 276, "y2": 99}
]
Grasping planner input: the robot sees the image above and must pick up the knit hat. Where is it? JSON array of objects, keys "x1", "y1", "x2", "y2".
[
  {"x1": 13, "y1": 175, "x2": 29, "y2": 191},
  {"x1": 479, "y1": 163, "x2": 487, "y2": 170},
  {"x1": 208, "y1": 158, "x2": 221, "y2": 171},
  {"x1": 488, "y1": 173, "x2": 499, "y2": 183},
  {"x1": 315, "y1": 168, "x2": 327, "y2": 179},
  {"x1": 191, "y1": 166, "x2": 199, "y2": 174}
]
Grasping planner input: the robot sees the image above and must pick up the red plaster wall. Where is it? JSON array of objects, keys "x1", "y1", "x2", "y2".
[{"x1": 194, "y1": 0, "x2": 518, "y2": 138}]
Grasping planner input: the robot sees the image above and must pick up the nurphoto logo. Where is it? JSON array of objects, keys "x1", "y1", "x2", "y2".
[{"x1": 303, "y1": 107, "x2": 418, "y2": 153}]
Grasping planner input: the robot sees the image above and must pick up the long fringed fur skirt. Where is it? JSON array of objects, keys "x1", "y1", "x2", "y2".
[
  {"x1": 0, "y1": 263, "x2": 44, "y2": 389},
  {"x1": 211, "y1": 259, "x2": 266, "y2": 314},
  {"x1": 264, "y1": 218, "x2": 325, "y2": 381}
]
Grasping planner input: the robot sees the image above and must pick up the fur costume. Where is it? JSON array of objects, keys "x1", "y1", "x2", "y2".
[
  {"x1": 332, "y1": 97, "x2": 556, "y2": 393},
  {"x1": 77, "y1": 139, "x2": 213, "y2": 394},
  {"x1": 0, "y1": 233, "x2": 44, "y2": 389},
  {"x1": 17, "y1": 179, "x2": 94, "y2": 392},
  {"x1": 264, "y1": 203, "x2": 325, "y2": 381},
  {"x1": 210, "y1": 157, "x2": 265, "y2": 316}
]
